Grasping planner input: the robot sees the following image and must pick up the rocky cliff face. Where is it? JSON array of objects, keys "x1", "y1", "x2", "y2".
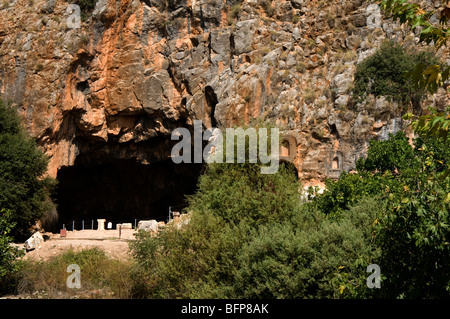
[{"x1": 0, "y1": 0, "x2": 449, "y2": 226}]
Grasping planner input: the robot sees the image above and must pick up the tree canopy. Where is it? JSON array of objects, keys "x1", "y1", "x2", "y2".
[{"x1": 0, "y1": 100, "x2": 55, "y2": 240}]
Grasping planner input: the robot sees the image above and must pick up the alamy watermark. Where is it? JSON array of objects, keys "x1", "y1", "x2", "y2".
[
  {"x1": 66, "y1": 4, "x2": 81, "y2": 29},
  {"x1": 66, "y1": 264, "x2": 81, "y2": 289},
  {"x1": 366, "y1": 264, "x2": 381, "y2": 289},
  {"x1": 170, "y1": 120, "x2": 280, "y2": 174}
]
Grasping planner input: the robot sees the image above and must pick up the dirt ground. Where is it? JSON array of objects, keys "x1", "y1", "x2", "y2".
[{"x1": 15, "y1": 229, "x2": 138, "y2": 261}]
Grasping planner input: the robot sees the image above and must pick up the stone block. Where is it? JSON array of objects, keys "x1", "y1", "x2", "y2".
[
  {"x1": 118, "y1": 223, "x2": 133, "y2": 229},
  {"x1": 24, "y1": 232, "x2": 44, "y2": 251},
  {"x1": 138, "y1": 220, "x2": 159, "y2": 232}
]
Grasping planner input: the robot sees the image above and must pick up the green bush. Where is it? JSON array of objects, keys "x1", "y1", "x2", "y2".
[
  {"x1": 129, "y1": 126, "x2": 379, "y2": 299},
  {"x1": 233, "y1": 197, "x2": 380, "y2": 299},
  {"x1": 129, "y1": 160, "x2": 303, "y2": 298},
  {"x1": 374, "y1": 134, "x2": 450, "y2": 298},
  {"x1": 356, "y1": 131, "x2": 417, "y2": 173},
  {"x1": 353, "y1": 40, "x2": 439, "y2": 109},
  {"x1": 312, "y1": 131, "x2": 416, "y2": 217},
  {"x1": 0, "y1": 209, "x2": 25, "y2": 295},
  {"x1": 0, "y1": 100, "x2": 56, "y2": 240},
  {"x1": 312, "y1": 128, "x2": 450, "y2": 298},
  {"x1": 130, "y1": 187, "x2": 380, "y2": 299}
]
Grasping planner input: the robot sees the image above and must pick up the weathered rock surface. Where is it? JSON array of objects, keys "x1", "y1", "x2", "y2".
[
  {"x1": 25, "y1": 232, "x2": 44, "y2": 251},
  {"x1": 0, "y1": 0, "x2": 449, "y2": 193},
  {"x1": 137, "y1": 220, "x2": 158, "y2": 232}
]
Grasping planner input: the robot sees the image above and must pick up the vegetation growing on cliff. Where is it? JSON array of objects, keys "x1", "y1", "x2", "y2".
[{"x1": 352, "y1": 40, "x2": 439, "y2": 110}]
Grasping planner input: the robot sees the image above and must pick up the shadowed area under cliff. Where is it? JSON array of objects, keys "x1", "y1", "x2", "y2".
[{"x1": 52, "y1": 158, "x2": 202, "y2": 232}]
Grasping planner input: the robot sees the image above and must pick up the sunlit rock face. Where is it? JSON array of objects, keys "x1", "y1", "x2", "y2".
[{"x1": 0, "y1": 0, "x2": 449, "y2": 227}]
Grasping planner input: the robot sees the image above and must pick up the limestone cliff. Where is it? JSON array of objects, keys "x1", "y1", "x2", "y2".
[{"x1": 0, "y1": 0, "x2": 449, "y2": 225}]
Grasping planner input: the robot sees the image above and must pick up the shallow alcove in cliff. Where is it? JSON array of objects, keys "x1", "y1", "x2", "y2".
[
  {"x1": 52, "y1": 157, "x2": 203, "y2": 232},
  {"x1": 280, "y1": 161, "x2": 299, "y2": 180},
  {"x1": 204, "y1": 86, "x2": 218, "y2": 128}
]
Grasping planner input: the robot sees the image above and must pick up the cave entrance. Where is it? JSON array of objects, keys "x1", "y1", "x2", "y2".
[{"x1": 52, "y1": 158, "x2": 203, "y2": 232}]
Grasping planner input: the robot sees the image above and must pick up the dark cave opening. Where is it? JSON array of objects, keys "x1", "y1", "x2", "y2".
[
  {"x1": 205, "y1": 86, "x2": 218, "y2": 128},
  {"x1": 52, "y1": 158, "x2": 203, "y2": 232}
]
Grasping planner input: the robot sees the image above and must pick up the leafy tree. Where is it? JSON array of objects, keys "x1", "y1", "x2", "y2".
[
  {"x1": 356, "y1": 131, "x2": 416, "y2": 173},
  {"x1": 0, "y1": 100, "x2": 56, "y2": 240},
  {"x1": 374, "y1": 140, "x2": 450, "y2": 297},
  {"x1": 376, "y1": 0, "x2": 450, "y2": 167},
  {"x1": 353, "y1": 40, "x2": 438, "y2": 110},
  {"x1": 129, "y1": 161, "x2": 304, "y2": 298},
  {"x1": 309, "y1": 171, "x2": 386, "y2": 216},
  {"x1": 370, "y1": 0, "x2": 450, "y2": 297},
  {"x1": 312, "y1": 129, "x2": 450, "y2": 297},
  {"x1": 0, "y1": 209, "x2": 25, "y2": 295},
  {"x1": 310, "y1": 131, "x2": 414, "y2": 217}
]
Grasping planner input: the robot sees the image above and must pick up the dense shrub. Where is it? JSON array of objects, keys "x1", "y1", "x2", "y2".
[
  {"x1": 233, "y1": 197, "x2": 381, "y2": 298},
  {"x1": 0, "y1": 209, "x2": 25, "y2": 295},
  {"x1": 353, "y1": 40, "x2": 439, "y2": 110},
  {"x1": 374, "y1": 134, "x2": 450, "y2": 298},
  {"x1": 129, "y1": 127, "x2": 379, "y2": 299},
  {"x1": 312, "y1": 129, "x2": 450, "y2": 298},
  {"x1": 0, "y1": 100, "x2": 56, "y2": 240},
  {"x1": 312, "y1": 131, "x2": 415, "y2": 217},
  {"x1": 356, "y1": 131, "x2": 416, "y2": 173},
  {"x1": 129, "y1": 161, "x2": 304, "y2": 298}
]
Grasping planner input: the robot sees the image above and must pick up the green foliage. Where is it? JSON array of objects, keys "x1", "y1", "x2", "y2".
[
  {"x1": 414, "y1": 133, "x2": 450, "y2": 175},
  {"x1": 0, "y1": 100, "x2": 56, "y2": 240},
  {"x1": 310, "y1": 131, "x2": 416, "y2": 216},
  {"x1": 377, "y1": 172, "x2": 450, "y2": 298},
  {"x1": 130, "y1": 180, "x2": 380, "y2": 299},
  {"x1": 404, "y1": 110, "x2": 450, "y2": 147},
  {"x1": 130, "y1": 127, "x2": 378, "y2": 299},
  {"x1": 330, "y1": 197, "x2": 383, "y2": 298},
  {"x1": 377, "y1": 0, "x2": 450, "y2": 164},
  {"x1": 356, "y1": 131, "x2": 416, "y2": 173},
  {"x1": 309, "y1": 172, "x2": 385, "y2": 216},
  {"x1": 312, "y1": 128, "x2": 450, "y2": 297},
  {"x1": 379, "y1": 0, "x2": 450, "y2": 49},
  {"x1": 188, "y1": 162, "x2": 300, "y2": 227},
  {"x1": 370, "y1": 131, "x2": 450, "y2": 297},
  {"x1": 129, "y1": 161, "x2": 303, "y2": 298},
  {"x1": 0, "y1": 209, "x2": 25, "y2": 295},
  {"x1": 352, "y1": 40, "x2": 438, "y2": 109},
  {"x1": 234, "y1": 198, "x2": 381, "y2": 298},
  {"x1": 374, "y1": 4, "x2": 450, "y2": 296}
]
